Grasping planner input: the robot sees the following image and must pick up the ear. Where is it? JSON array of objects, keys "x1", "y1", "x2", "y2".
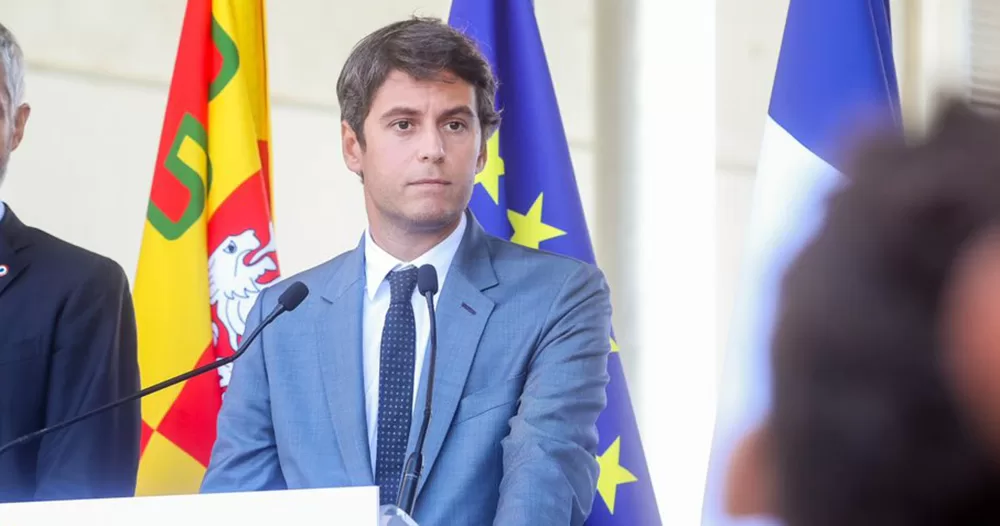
[
  {"x1": 341, "y1": 120, "x2": 363, "y2": 175},
  {"x1": 724, "y1": 422, "x2": 777, "y2": 518},
  {"x1": 10, "y1": 103, "x2": 30, "y2": 151},
  {"x1": 475, "y1": 130, "x2": 491, "y2": 174}
]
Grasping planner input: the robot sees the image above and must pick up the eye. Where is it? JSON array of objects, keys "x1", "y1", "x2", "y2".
[
  {"x1": 445, "y1": 121, "x2": 467, "y2": 132},
  {"x1": 392, "y1": 120, "x2": 412, "y2": 131},
  {"x1": 224, "y1": 241, "x2": 237, "y2": 254}
]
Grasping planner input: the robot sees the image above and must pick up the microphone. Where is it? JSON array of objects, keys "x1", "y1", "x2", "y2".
[
  {"x1": 0, "y1": 281, "x2": 309, "y2": 458},
  {"x1": 396, "y1": 264, "x2": 439, "y2": 515}
]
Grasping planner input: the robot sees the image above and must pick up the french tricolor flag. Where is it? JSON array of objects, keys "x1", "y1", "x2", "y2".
[{"x1": 702, "y1": 1, "x2": 900, "y2": 525}]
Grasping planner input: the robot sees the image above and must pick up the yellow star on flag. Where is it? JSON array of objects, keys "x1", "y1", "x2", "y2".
[
  {"x1": 508, "y1": 193, "x2": 567, "y2": 249},
  {"x1": 610, "y1": 337, "x2": 620, "y2": 354},
  {"x1": 596, "y1": 436, "x2": 638, "y2": 515},
  {"x1": 475, "y1": 132, "x2": 504, "y2": 205}
]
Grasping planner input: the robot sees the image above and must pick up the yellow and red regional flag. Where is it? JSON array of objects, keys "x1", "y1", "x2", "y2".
[{"x1": 133, "y1": 0, "x2": 278, "y2": 495}]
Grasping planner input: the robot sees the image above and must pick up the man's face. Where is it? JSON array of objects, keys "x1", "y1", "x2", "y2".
[
  {"x1": 0, "y1": 73, "x2": 30, "y2": 186},
  {"x1": 943, "y1": 230, "x2": 1000, "y2": 459},
  {"x1": 0, "y1": 96, "x2": 11, "y2": 184},
  {"x1": 342, "y1": 69, "x2": 487, "y2": 234}
]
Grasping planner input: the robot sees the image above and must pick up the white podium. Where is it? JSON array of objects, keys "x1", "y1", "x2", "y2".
[{"x1": 0, "y1": 486, "x2": 382, "y2": 525}]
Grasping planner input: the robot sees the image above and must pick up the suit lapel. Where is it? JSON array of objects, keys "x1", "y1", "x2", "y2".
[
  {"x1": 0, "y1": 207, "x2": 33, "y2": 299},
  {"x1": 413, "y1": 213, "x2": 498, "y2": 495},
  {"x1": 314, "y1": 240, "x2": 374, "y2": 485}
]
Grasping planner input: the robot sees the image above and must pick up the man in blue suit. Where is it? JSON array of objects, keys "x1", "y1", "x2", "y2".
[
  {"x1": 0, "y1": 22, "x2": 140, "y2": 502},
  {"x1": 201, "y1": 17, "x2": 611, "y2": 525}
]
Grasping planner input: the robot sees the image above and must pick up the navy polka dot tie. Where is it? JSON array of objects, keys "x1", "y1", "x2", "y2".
[{"x1": 375, "y1": 266, "x2": 419, "y2": 505}]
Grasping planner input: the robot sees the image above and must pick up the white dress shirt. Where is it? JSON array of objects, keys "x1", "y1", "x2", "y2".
[
  {"x1": 362, "y1": 212, "x2": 466, "y2": 475},
  {"x1": 0, "y1": 201, "x2": 6, "y2": 222}
]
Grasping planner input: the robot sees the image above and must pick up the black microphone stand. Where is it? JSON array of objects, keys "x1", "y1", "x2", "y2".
[{"x1": 396, "y1": 266, "x2": 439, "y2": 515}]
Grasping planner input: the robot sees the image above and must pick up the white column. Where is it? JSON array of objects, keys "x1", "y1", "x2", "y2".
[
  {"x1": 906, "y1": 0, "x2": 969, "y2": 131},
  {"x1": 600, "y1": 0, "x2": 717, "y2": 523}
]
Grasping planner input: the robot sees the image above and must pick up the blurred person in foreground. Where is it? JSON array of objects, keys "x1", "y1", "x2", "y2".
[
  {"x1": 201, "y1": 16, "x2": 611, "y2": 526},
  {"x1": 724, "y1": 100, "x2": 1000, "y2": 526},
  {"x1": 0, "y1": 22, "x2": 140, "y2": 502}
]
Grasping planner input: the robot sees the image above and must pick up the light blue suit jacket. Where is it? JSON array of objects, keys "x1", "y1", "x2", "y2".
[{"x1": 201, "y1": 213, "x2": 612, "y2": 525}]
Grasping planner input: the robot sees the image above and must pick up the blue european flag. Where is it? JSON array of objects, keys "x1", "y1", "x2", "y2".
[{"x1": 448, "y1": 1, "x2": 661, "y2": 524}]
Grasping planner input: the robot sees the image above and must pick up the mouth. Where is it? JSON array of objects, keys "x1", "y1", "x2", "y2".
[
  {"x1": 244, "y1": 249, "x2": 262, "y2": 265},
  {"x1": 409, "y1": 179, "x2": 451, "y2": 186}
]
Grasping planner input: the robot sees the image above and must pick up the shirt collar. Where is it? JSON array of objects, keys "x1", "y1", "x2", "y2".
[
  {"x1": 0, "y1": 201, "x2": 6, "y2": 223},
  {"x1": 363, "y1": 212, "x2": 467, "y2": 300}
]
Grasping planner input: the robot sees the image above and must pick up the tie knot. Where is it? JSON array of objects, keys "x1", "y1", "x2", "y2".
[{"x1": 387, "y1": 266, "x2": 418, "y2": 305}]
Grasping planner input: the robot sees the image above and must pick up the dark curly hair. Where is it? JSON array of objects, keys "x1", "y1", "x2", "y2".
[{"x1": 771, "y1": 100, "x2": 1000, "y2": 526}]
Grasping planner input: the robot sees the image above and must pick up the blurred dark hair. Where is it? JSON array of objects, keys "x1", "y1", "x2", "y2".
[
  {"x1": 336, "y1": 16, "x2": 500, "y2": 149},
  {"x1": 771, "y1": 100, "x2": 1000, "y2": 526}
]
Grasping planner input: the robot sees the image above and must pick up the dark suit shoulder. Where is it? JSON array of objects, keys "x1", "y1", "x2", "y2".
[{"x1": 24, "y1": 227, "x2": 128, "y2": 288}]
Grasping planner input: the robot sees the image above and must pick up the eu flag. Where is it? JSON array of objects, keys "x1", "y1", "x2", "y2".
[{"x1": 448, "y1": 1, "x2": 661, "y2": 524}]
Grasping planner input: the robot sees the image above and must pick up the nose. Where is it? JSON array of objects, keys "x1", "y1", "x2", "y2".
[{"x1": 418, "y1": 128, "x2": 445, "y2": 164}]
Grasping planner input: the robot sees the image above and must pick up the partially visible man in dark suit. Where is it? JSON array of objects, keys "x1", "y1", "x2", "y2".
[{"x1": 0, "y1": 22, "x2": 140, "y2": 503}]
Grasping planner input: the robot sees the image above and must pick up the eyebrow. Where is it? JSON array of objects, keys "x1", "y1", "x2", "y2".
[
  {"x1": 440, "y1": 106, "x2": 475, "y2": 120},
  {"x1": 379, "y1": 105, "x2": 476, "y2": 121}
]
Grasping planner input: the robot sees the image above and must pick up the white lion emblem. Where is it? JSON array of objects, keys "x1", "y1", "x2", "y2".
[{"x1": 209, "y1": 227, "x2": 277, "y2": 388}]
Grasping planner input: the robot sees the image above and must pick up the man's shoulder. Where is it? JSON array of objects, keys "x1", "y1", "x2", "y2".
[
  {"x1": 255, "y1": 246, "x2": 360, "y2": 307},
  {"x1": 25, "y1": 227, "x2": 128, "y2": 288},
  {"x1": 480, "y1": 233, "x2": 606, "y2": 293},
  {"x1": 476, "y1": 236, "x2": 611, "y2": 310}
]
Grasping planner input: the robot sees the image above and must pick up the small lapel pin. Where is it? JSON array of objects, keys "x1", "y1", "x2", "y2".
[{"x1": 0, "y1": 265, "x2": 8, "y2": 277}]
